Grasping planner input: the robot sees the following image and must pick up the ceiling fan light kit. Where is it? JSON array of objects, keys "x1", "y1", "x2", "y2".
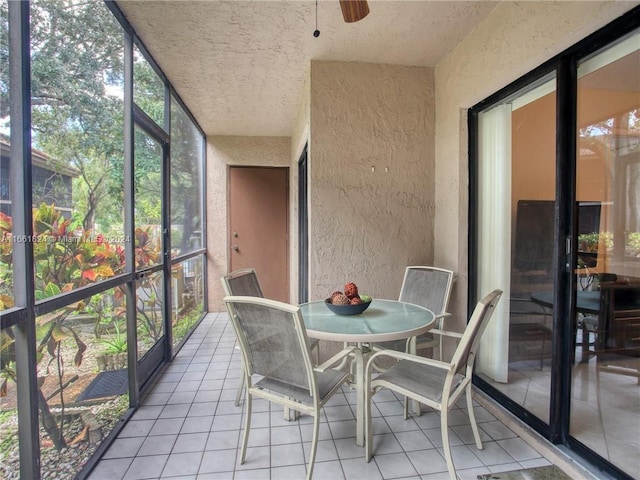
[{"x1": 340, "y1": 0, "x2": 370, "y2": 23}]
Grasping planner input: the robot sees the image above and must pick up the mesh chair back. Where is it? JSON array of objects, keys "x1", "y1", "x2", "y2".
[
  {"x1": 450, "y1": 289, "x2": 502, "y2": 376},
  {"x1": 398, "y1": 267, "x2": 454, "y2": 315},
  {"x1": 222, "y1": 269, "x2": 264, "y2": 297},
  {"x1": 226, "y1": 296, "x2": 312, "y2": 391}
]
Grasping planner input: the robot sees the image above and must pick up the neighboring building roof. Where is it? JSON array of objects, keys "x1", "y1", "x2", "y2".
[{"x1": 0, "y1": 140, "x2": 81, "y2": 178}]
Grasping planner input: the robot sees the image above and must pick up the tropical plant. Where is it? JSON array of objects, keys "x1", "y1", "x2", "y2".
[
  {"x1": 97, "y1": 319, "x2": 127, "y2": 354},
  {"x1": 577, "y1": 231, "x2": 614, "y2": 252},
  {"x1": 172, "y1": 302, "x2": 204, "y2": 346},
  {"x1": 627, "y1": 232, "x2": 640, "y2": 255},
  {"x1": 578, "y1": 230, "x2": 640, "y2": 256},
  {"x1": 87, "y1": 293, "x2": 116, "y2": 339},
  {"x1": 0, "y1": 328, "x2": 16, "y2": 397},
  {"x1": 0, "y1": 204, "x2": 126, "y2": 450},
  {"x1": 130, "y1": 226, "x2": 163, "y2": 346},
  {"x1": 31, "y1": 204, "x2": 125, "y2": 297},
  {"x1": 0, "y1": 212, "x2": 13, "y2": 309},
  {"x1": 35, "y1": 300, "x2": 86, "y2": 449}
]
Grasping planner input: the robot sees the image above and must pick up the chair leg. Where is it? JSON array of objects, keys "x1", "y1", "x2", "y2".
[
  {"x1": 235, "y1": 356, "x2": 245, "y2": 407},
  {"x1": 235, "y1": 373, "x2": 244, "y2": 407},
  {"x1": 283, "y1": 402, "x2": 300, "y2": 421},
  {"x1": 240, "y1": 390, "x2": 252, "y2": 464},
  {"x1": 441, "y1": 407, "x2": 456, "y2": 479},
  {"x1": 466, "y1": 384, "x2": 483, "y2": 450},
  {"x1": 306, "y1": 412, "x2": 320, "y2": 480}
]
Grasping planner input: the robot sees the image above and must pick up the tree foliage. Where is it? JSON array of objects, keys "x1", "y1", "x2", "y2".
[
  {"x1": 170, "y1": 101, "x2": 203, "y2": 254},
  {"x1": 27, "y1": 0, "x2": 126, "y2": 232},
  {"x1": 1, "y1": 0, "x2": 203, "y2": 253}
]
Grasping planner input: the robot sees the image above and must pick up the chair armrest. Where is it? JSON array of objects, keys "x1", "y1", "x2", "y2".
[
  {"x1": 365, "y1": 348, "x2": 452, "y2": 375},
  {"x1": 314, "y1": 346, "x2": 357, "y2": 373},
  {"x1": 429, "y1": 328, "x2": 463, "y2": 339},
  {"x1": 433, "y1": 312, "x2": 452, "y2": 330}
]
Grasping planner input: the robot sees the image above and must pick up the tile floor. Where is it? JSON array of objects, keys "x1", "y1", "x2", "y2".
[
  {"x1": 87, "y1": 312, "x2": 553, "y2": 480},
  {"x1": 479, "y1": 330, "x2": 640, "y2": 479}
]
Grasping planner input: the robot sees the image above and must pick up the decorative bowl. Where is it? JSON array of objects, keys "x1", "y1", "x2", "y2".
[{"x1": 324, "y1": 298, "x2": 372, "y2": 316}]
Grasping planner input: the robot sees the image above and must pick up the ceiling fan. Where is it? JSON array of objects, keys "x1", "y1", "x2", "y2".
[
  {"x1": 313, "y1": 0, "x2": 369, "y2": 37},
  {"x1": 339, "y1": 0, "x2": 370, "y2": 23}
]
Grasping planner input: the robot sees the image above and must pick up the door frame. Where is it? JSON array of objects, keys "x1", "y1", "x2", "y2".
[
  {"x1": 298, "y1": 144, "x2": 309, "y2": 304},
  {"x1": 132, "y1": 104, "x2": 172, "y2": 388},
  {"x1": 227, "y1": 165, "x2": 290, "y2": 301}
]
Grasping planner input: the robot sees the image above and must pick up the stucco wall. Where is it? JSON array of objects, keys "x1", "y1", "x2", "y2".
[
  {"x1": 206, "y1": 136, "x2": 291, "y2": 311},
  {"x1": 434, "y1": 0, "x2": 638, "y2": 333},
  {"x1": 206, "y1": 2, "x2": 636, "y2": 313},
  {"x1": 309, "y1": 61, "x2": 435, "y2": 300}
]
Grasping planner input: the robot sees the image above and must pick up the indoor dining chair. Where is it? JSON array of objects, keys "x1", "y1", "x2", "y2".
[
  {"x1": 373, "y1": 266, "x2": 454, "y2": 361},
  {"x1": 364, "y1": 289, "x2": 503, "y2": 479},
  {"x1": 221, "y1": 268, "x2": 320, "y2": 406},
  {"x1": 223, "y1": 295, "x2": 354, "y2": 480}
]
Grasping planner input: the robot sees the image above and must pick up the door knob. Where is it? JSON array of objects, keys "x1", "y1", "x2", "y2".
[{"x1": 232, "y1": 245, "x2": 239, "y2": 252}]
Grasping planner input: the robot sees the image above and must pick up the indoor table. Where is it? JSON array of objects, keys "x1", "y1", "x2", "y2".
[
  {"x1": 531, "y1": 286, "x2": 640, "y2": 362},
  {"x1": 531, "y1": 290, "x2": 599, "y2": 362},
  {"x1": 300, "y1": 299, "x2": 435, "y2": 446}
]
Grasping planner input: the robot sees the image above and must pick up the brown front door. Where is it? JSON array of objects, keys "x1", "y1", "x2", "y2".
[{"x1": 229, "y1": 166, "x2": 289, "y2": 302}]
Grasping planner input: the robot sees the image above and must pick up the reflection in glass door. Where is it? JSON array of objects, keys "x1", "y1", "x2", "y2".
[
  {"x1": 475, "y1": 74, "x2": 557, "y2": 425},
  {"x1": 572, "y1": 30, "x2": 640, "y2": 479},
  {"x1": 134, "y1": 126, "x2": 166, "y2": 382}
]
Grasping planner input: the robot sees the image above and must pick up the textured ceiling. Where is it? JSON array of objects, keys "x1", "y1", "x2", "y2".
[{"x1": 116, "y1": 1, "x2": 499, "y2": 136}]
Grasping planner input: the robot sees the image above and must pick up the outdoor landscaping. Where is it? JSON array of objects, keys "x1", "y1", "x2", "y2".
[
  {"x1": 0, "y1": 203, "x2": 204, "y2": 478},
  {"x1": 0, "y1": 1, "x2": 205, "y2": 476}
]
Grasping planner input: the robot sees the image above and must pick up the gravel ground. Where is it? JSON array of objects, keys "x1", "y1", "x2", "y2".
[
  {"x1": 0, "y1": 395, "x2": 128, "y2": 480},
  {"x1": 0, "y1": 317, "x2": 176, "y2": 478},
  {"x1": 0, "y1": 328, "x2": 129, "y2": 480}
]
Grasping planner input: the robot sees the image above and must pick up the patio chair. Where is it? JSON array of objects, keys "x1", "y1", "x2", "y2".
[
  {"x1": 222, "y1": 268, "x2": 265, "y2": 298},
  {"x1": 372, "y1": 266, "x2": 454, "y2": 362},
  {"x1": 364, "y1": 289, "x2": 503, "y2": 479},
  {"x1": 223, "y1": 295, "x2": 354, "y2": 480},
  {"x1": 221, "y1": 268, "x2": 320, "y2": 406}
]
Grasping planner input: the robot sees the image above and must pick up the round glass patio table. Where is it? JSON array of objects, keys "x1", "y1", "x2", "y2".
[
  {"x1": 300, "y1": 299, "x2": 435, "y2": 446},
  {"x1": 300, "y1": 298, "x2": 435, "y2": 343}
]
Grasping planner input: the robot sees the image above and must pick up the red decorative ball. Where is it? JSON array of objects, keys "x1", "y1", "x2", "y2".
[{"x1": 344, "y1": 282, "x2": 359, "y2": 299}]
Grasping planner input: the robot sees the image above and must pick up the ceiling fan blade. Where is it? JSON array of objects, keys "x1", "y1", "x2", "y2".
[{"x1": 339, "y1": 0, "x2": 370, "y2": 23}]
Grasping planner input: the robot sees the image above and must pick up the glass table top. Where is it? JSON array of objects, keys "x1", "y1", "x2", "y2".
[{"x1": 300, "y1": 299, "x2": 435, "y2": 343}]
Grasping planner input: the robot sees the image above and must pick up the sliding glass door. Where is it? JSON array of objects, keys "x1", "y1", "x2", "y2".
[
  {"x1": 471, "y1": 17, "x2": 639, "y2": 480},
  {"x1": 571, "y1": 30, "x2": 640, "y2": 478}
]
